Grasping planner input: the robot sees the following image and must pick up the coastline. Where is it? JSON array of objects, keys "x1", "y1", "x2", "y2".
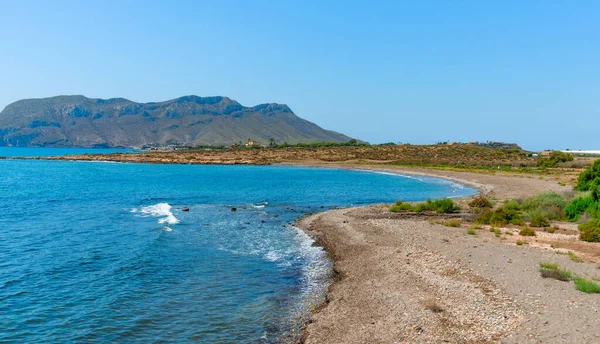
[
  {"x1": 8, "y1": 154, "x2": 599, "y2": 342},
  {"x1": 294, "y1": 164, "x2": 600, "y2": 344}
]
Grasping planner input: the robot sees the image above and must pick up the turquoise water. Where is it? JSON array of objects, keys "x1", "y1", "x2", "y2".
[
  {"x1": 0, "y1": 147, "x2": 135, "y2": 157},
  {"x1": 0, "y1": 151, "x2": 476, "y2": 343}
]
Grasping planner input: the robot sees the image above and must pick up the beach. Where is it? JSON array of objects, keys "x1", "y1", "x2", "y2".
[{"x1": 296, "y1": 165, "x2": 600, "y2": 343}]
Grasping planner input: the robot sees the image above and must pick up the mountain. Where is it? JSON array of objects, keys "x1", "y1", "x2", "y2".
[{"x1": 0, "y1": 95, "x2": 353, "y2": 148}]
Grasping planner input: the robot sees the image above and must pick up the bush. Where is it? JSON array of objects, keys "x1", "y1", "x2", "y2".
[
  {"x1": 521, "y1": 192, "x2": 568, "y2": 221},
  {"x1": 390, "y1": 200, "x2": 414, "y2": 212},
  {"x1": 530, "y1": 213, "x2": 550, "y2": 227},
  {"x1": 390, "y1": 198, "x2": 460, "y2": 214},
  {"x1": 578, "y1": 219, "x2": 600, "y2": 242},
  {"x1": 519, "y1": 227, "x2": 536, "y2": 236},
  {"x1": 536, "y1": 151, "x2": 574, "y2": 168},
  {"x1": 576, "y1": 159, "x2": 600, "y2": 194},
  {"x1": 564, "y1": 196, "x2": 597, "y2": 221},
  {"x1": 475, "y1": 205, "x2": 523, "y2": 226},
  {"x1": 468, "y1": 196, "x2": 493, "y2": 208}
]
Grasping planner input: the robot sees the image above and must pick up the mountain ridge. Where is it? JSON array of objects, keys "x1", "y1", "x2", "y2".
[{"x1": 0, "y1": 95, "x2": 352, "y2": 148}]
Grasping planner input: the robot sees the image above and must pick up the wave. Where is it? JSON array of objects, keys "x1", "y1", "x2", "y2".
[{"x1": 138, "y1": 203, "x2": 180, "y2": 225}]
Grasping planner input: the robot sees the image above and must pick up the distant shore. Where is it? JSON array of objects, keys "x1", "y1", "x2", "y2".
[{"x1": 295, "y1": 165, "x2": 600, "y2": 343}]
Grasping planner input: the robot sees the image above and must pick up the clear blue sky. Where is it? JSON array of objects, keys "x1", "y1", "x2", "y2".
[{"x1": 1, "y1": 0, "x2": 598, "y2": 150}]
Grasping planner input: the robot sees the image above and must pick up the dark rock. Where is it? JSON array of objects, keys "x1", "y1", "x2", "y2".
[{"x1": 182, "y1": 207, "x2": 190, "y2": 212}]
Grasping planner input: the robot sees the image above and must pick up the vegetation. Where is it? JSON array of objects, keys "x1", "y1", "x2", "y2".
[
  {"x1": 578, "y1": 219, "x2": 600, "y2": 242},
  {"x1": 536, "y1": 151, "x2": 574, "y2": 168},
  {"x1": 538, "y1": 263, "x2": 600, "y2": 294},
  {"x1": 564, "y1": 196, "x2": 598, "y2": 221},
  {"x1": 519, "y1": 227, "x2": 536, "y2": 236},
  {"x1": 442, "y1": 219, "x2": 461, "y2": 227},
  {"x1": 390, "y1": 198, "x2": 460, "y2": 214},
  {"x1": 563, "y1": 159, "x2": 600, "y2": 225},
  {"x1": 573, "y1": 277, "x2": 600, "y2": 293},
  {"x1": 529, "y1": 213, "x2": 551, "y2": 227},
  {"x1": 568, "y1": 251, "x2": 583, "y2": 263},
  {"x1": 576, "y1": 159, "x2": 600, "y2": 197},
  {"x1": 475, "y1": 204, "x2": 523, "y2": 226},
  {"x1": 467, "y1": 229, "x2": 476, "y2": 235},
  {"x1": 468, "y1": 195, "x2": 493, "y2": 209},
  {"x1": 520, "y1": 192, "x2": 569, "y2": 221},
  {"x1": 539, "y1": 263, "x2": 573, "y2": 281}
]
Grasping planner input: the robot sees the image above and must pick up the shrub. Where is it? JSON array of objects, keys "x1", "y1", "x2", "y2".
[
  {"x1": 475, "y1": 206, "x2": 523, "y2": 226},
  {"x1": 521, "y1": 192, "x2": 568, "y2": 221},
  {"x1": 530, "y1": 213, "x2": 550, "y2": 227},
  {"x1": 515, "y1": 240, "x2": 527, "y2": 245},
  {"x1": 428, "y1": 198, "x2": 461, "y2": 213},
  {"x1": 564, "y1": 196, "x2": 597, "y2": 221},
  {"x1": 468, "y1": 196, "x2": 493, "y2": 209},
  {"x1": 467, "y1": 229, "x2": 476, "y2": 235},
  {"x1": 390, "y1": 198, "x2": 460, "y2": 214},
  {"x1": 579, "y1": 219, "x2": 600, "y2": 242},
  {"x1": 390, "y1": 201, "x2": 414, "y2": 212},
  {"x1": 576, "y1": 159, "x2": 600, "y2": 194},
  {"x1": 574, "y1": 277, "x2": 600, "y2": 293},
  {"x1": 536, "y1": 151, "x2": 574, "y2": 168},
  {"x1": 519, "y1": 227, "x2": 536, "y2": 236},
  {"x1": 493, "y1": 207, "x2": 522, "y2": 225},
  {"x1": 510, "y1": 218, "x2": 525, "y2": 226},
  {"x1": 521, "y1": 192, "x2": 568, "y2": 212}
]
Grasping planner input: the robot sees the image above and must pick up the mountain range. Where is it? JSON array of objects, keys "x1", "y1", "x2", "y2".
[{"x1": 0, "y1": 95, "x2": 352, "y2": 148}]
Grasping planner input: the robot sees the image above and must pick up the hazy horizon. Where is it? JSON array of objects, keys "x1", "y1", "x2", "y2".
[{"x1": 1, "y1": 1, "x2": 598, "y2": 151}]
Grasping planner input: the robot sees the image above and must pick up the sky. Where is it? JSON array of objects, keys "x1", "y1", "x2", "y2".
[{"x1": 0, "y1": 0, "x2": 598, "y2": 151}]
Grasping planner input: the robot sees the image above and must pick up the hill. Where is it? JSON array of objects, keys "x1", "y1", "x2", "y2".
[{"x1": 0, "y1": 95, "x2": 352, "y2": 148}]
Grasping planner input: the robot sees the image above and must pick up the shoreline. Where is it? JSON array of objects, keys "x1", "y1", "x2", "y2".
[
  {"x1": 7, "y1": 155, "x2": 598, "y2": 342},
  {"x1": 294, "y1": 164, "x2": 600, "y2": 343}
]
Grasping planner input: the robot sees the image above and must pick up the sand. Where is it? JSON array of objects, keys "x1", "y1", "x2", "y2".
[{"x1": 296, "y1": 165, "x2": 600, "y2": 344}]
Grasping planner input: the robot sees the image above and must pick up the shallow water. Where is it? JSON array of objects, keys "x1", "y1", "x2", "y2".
[{"x1": 0, "y1": 154, "x2": 475, "y2": 343}]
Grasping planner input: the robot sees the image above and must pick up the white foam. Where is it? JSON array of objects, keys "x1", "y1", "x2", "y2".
[{"x1": 139, "y1": 203, "x2": 180, "y2": 225}]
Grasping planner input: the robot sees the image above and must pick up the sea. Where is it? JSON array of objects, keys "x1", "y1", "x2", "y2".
[{"x1": 0, "y1": 147, "x2": 476, "y2": 343}]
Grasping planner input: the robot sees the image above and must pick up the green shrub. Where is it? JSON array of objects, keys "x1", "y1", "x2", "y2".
[
  {"x1": 574, "y1": 277, "x2": 600, "y2": 293},
  {"x1": 576, "y1": 159, "x2": 600, "y2": 194},
  {"x1": 468, "y1": 196, "x2": 492, "y2": 208},
  {"x1": 475, "y1": 205, "x2": 523, "y2": 226},
  {"x1": 564, "y1": 196, "x2": 597, "y2": 221},
  {"x1": 427, "y1": 198, "x2": 461, "y2": 213},
  {"x1": 521, "y1": 192, "x2": 568, "y2": 221},
  {"x1": 390, "y1": 201, "x2": 414, "y2": 212},
  {"x1": 537, "y1": 151, "x2": 574, "y2": 168},
  {"x1": 530, "y1": 213, "x2": 550, "y2": 227},
  {"x1": 467, "y1": 229, "x2": 476, "y2": 235},
  {"x1": 510, "y1": 218, "x2": 525, "y2": 226},
  {"x1": 521, "y1": 192, "x2": 568, "y2": 212},
  {"x1": 519, "y1": 227, "x2": 536, "y2": 236},
  {"x1": 390, "y1": 198, "x2": 460, "y2": 214},
  {"x1": 579, "y1": 219, "x2": 600, "y2": 242}
]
